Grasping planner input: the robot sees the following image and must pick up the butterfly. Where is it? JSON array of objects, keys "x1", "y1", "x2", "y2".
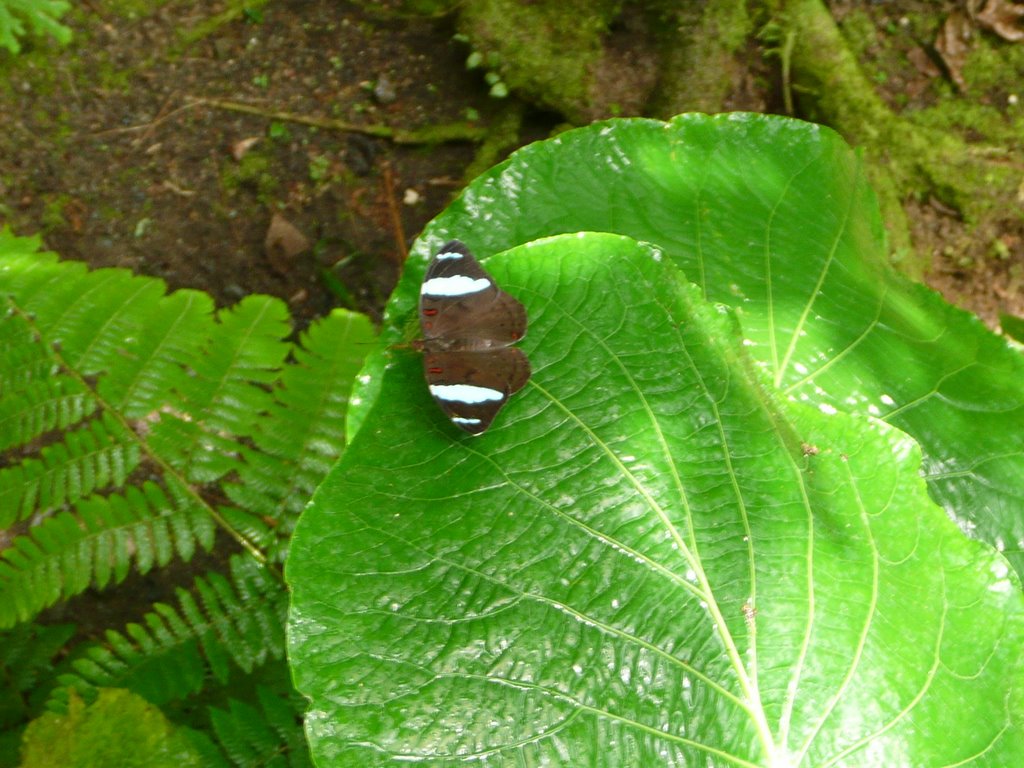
[{"x1": 417, "y1": 240, "x2": 530, "y2": 434}]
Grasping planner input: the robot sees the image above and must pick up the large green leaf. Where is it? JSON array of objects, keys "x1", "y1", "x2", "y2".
[
  {"x1": 349, "y1": 113, "x2": 1024, "y2": 577},
  {"x1": 288, "y1": 234, "x2": 1023, "y2": 765}
]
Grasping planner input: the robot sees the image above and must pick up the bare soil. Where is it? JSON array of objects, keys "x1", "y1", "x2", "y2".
[{"x1": 2, "y1": 0, "x2": 538, "y2": 327}]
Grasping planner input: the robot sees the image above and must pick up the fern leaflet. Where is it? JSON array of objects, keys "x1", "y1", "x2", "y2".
[{"x1": 54, "y1": 554, "x2": 286, "y2": 707}]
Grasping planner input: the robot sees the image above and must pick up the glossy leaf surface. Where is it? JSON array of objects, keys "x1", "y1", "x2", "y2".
[
  {"x1": 289, "y1": 234, "x2": 1023, "y2": 766},
  {"x1": 354, "y1": 114, "x2": 1024, "y2": 576}
]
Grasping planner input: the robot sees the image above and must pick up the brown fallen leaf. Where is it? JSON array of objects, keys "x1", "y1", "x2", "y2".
[
  {"x1": 973, "y1": 0, "x2": 1024, "y2": 42},
  {"x1": 231, "y1": 136, "x2": 261, "y2": 161},
  {"x1": 907, "y1": 46, "x2": 941, "y2": 78},
  {"x1": 935, "y1": 10, "x2": 974, "y2": 89},
  {"x1": 905, "y1": 46, "x2": 941, "y2": 99},
  {"x1": 264, "y1": 212, "x2": 311, "y2": 274}
]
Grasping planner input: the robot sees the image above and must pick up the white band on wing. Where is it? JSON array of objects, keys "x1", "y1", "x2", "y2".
[
  {"x1": 421, "y1": 275, "x2": 491, "y2": 297},
  {"x1": 428, "y1": 384, "x2": 504, "y2": 403}
]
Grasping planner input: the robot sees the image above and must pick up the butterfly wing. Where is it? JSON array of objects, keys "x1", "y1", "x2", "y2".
[
  {"x1": 420, "y1": 240, "x2": 526, "y2": 347},
  {"x1": 418, "y1": 240, "x2": 531, "y2": 434},
  {"x1": 422, "y1": 348, "x2": 531, "y2": 434}
]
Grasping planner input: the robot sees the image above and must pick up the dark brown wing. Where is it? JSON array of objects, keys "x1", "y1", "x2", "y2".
[
  {"x1": 419, "y1": 241, "x2": 526, "y2": 347},
  {"x1": 422, "y1": 348, "x2": 531, "y2": 434},
  {"x1": 423, "y1": 292, "x2": 527, "y2": 349},
  {"x1": 423, "y1": 241, "x2": 489, "y2": 283}
]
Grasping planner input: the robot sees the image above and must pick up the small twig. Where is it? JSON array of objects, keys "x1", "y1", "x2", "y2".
[
  {"x1": 62, "y1": 66, "x2": 81, "y2": 105},
  {"x1": 135, "y1": 92, "x2": 180, "y2": 146},
  {"x1": 189, "y1": 96, "x2": 488, "y2": 144},
  {"x1": 425, "y1": 176, "x2": 464, "y2": 187},
  {"x1": 93, "y1": 100, "x2": 199, "y2": 137},
  {"x1": 96, "y1": 96, "x2": 488, "y2": 146},
  {"x1": 382, "y1": 161, "x2": 408, "y2": 263},
  {"x1": 781, "y1": 30, "x2": 796, "y2": 116},
  {"x1": 160, "y1": 179, "x2": 197, "y2": 197}
]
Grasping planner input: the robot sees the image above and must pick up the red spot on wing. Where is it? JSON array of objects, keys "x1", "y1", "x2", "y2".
[{"x1": 423, "y1": 308, "x2": 438, "y2": 316}]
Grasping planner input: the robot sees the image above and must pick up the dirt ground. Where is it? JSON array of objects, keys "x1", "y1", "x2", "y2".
[
  {"x1": 2, "y1": 0, "x2": 539, "y2": 328},
  {"x1": 0, "y1": 0, "x2": 1020, "y2": 329}
]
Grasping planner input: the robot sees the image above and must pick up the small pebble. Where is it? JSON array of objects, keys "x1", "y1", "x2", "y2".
[{"x1": 373, "y1": 75, "x2": 397, "y2": 104}]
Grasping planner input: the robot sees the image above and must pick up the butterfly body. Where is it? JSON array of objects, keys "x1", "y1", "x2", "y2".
[{"x1": 418, "y1": 240, "x2": 530, "y2": 435}]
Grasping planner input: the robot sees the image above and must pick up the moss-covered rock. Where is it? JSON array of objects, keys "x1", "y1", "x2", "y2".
[{"x1": 456, "y1": 0, "x2": 659, "y2": 122}]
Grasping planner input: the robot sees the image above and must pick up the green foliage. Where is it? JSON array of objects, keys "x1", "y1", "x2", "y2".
[
  {"x1": 0, "y1": 229, "x2": 373, "y2": 625},
  {"x1": 54, "y1": 555, "x2": 287, "y2": 707},
  {"x1": 207, "y1": 686, "x2": 314, "y2": 768},
  {"x1": 0, "y1": 227, "x2": 375, "y2": 765},
  {"x1": 289, "y1": 115, "x2": 1024, "y2": 765},
  {"x1": 5, "y1": 109, "x2": 1024, "y2": 766},
  {"x1": 20, "y1": 688, "x2": 205, "y2": 768},
  {"x1": 0, "y1": 622, "x2": 74, "y2": 763},
  {"x1": 0, "y1": 0, "x2": 71, "y2": 54},
  {"x1": 372, "y1": 112, "x2": 1024, "y2": 575}
]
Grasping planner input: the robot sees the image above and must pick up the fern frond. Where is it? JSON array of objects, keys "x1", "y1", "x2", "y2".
[
  {"x1": 97, "y1": 289, "x2": 213, "y2": 417},
  {"x1": 0, "y1": 478, "x2": 214, "y2": 626},
  {"x1": 0, "y1": 0, "x2": 71, "y2": 54},
  {"x1": 0, "y1": 236, "x2": 284, "y2": 625},
  {"x1": 0, "y1": 622, "x2": 75, "y2": 768},
  {"x1": 216, "y1": 505, "x2": 276, "y2": 552},
  {"x1": 140, "y1": 295, "x2": 294, "y2": 485},
  {"x1": 54, "y1": 555, "x2": 286, "y2": 707},
  {"x1": 208, "y1": 686, "x2": 312, "y2": 768},
  {"x1": 224, "y1": 310, "x2": 376, "y2": 536},
  {"x1": 187, "y1": 556, "x2": 285, "y2": 676},
  {"x1": 0, "y1": 412, "x2": 137, "y2": 528},
  {"x1": 183, "y1": 296, "x2": 292, "y2": 436},
  {"x1": 0, "y1": 374, "x2": 94, "y2": 453},
  {"x1": 0, "y1": 222, "x2": 364, "y2": 768},
  {"x1": 1, "y1": 229, "x2": 371, "y2": 636},
  {"x1": 0, "y1": 311, "x2": 59, "y2": 395},
  {"x1": 0, "y1": 622, "x2": 75, "y2": 722}
]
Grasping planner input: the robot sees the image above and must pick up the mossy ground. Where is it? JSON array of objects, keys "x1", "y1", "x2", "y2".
[{"x1": 833, "y1": 1, "x2": 1024, "y2": 326}]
